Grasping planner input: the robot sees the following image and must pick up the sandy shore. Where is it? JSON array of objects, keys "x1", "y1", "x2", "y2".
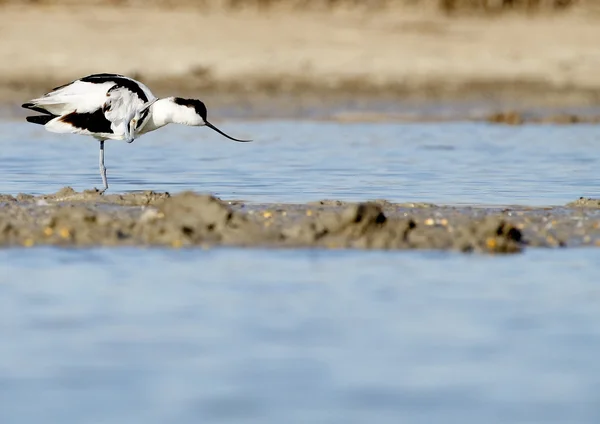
[
  {"x1": 2, "y1": 4, "x2": 600, "y2": 113},
  {"x1": 1, "y1": 188, "x2": 600, "y2": 253}
]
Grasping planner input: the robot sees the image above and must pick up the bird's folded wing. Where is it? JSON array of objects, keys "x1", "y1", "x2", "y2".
[
  {"x1": 102, "y1": 85, "x2": 142, "y2": 136},
  {"x1": 42, "y1": 85, "x2": 143, "y2": 139},
  {"x1": 27, "y1": 80, "x2": 113, "y2": 116}
]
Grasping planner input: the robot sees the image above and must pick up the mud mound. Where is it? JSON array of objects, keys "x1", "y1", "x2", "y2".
[
  {"x1": 1, "y1": 187, "x2": 172, "y2": 207},
  {"x1": 134, "y1": 192, "x2": 273, "y2": 246},
  {"x1": 0, "y1": 191, "x2": 527, "y2": 253},
  {"x1": 4, "y1": 190, "x2": 600, "y2": 253},
  {"x1": 286, "y1": 203, "x2": 522, "y2": 252},
  {"x1": 0, "y1": 192, "x2": 272, "y2": 248},
  {"x1": 566, "y1": 197, "x2": 600, "y2": 208}
]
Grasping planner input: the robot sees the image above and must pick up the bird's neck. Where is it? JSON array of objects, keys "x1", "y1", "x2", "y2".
[{"x1": 143, "y1": 98, "x2": 175, "y2": 132}]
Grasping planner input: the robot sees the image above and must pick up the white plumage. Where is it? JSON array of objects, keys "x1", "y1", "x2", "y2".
[{"x1": 23, "y1": 73, "x2": 252, "y2": 193}]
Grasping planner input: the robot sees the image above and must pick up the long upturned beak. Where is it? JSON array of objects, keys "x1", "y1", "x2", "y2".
[{"x1": 205, "y1": 120, "x2": 252, "y2": 142}]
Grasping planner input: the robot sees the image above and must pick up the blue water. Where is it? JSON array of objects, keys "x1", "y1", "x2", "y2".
[
  {"x1": 1, "y1": 118, "x2": 600, "y2": 423},
  {"x1": 1, "y1": 119, "x2": 599, "y2": 205},
  {"x1": 1, "y1": 248, "x2": 600, "y2": 423}
]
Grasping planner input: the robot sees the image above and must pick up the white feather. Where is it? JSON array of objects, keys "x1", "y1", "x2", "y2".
[
  {"x1": 25, "y1": 74, "x2": 157, "y2": 141},
  {"x1": 28, "y1": 80, "x2": 113, "y2": 115}
]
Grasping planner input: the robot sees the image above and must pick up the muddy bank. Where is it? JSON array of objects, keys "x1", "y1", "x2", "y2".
[
  {"x1": 6, "y1": 72, "x2": 600, "y2": 120},
  {"x1": 484, "y1": 111, "x2": 600, "y2": 125},
  {"x1": 6, "y1": 86, "x2": 600, "y2": 123},
  {"x1": 2, "y1": 188, "x2": 600, "y2": 253},
  {"x1": 4, "y1": 5, "x2": 600, "y2": 110},
  {"x1": 0, "y1": 0, "x2": 582, "y2": 14}
]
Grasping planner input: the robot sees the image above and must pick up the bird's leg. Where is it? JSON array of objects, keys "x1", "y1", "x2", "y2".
[{"x1": 96, "y1": 140, "x2": 108, "y2": 194}]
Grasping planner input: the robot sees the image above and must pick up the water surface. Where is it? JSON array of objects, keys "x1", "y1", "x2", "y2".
[
  {"x1": 1, "y1": 119, "x2": 598, "y2": 205},
  {"x1": 1, "y1": 117, "x2": 599, "y2": 423},
  {"x1": 1, "y1": 248, "x2": 600, "y2": 424}
]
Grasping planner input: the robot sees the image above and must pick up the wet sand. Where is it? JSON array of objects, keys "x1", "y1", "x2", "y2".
[{"x1": 2, "y1": 188, "x2": 600, "y2": 254}]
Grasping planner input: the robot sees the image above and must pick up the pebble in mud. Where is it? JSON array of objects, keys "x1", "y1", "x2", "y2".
[{"x1": 1, "y1": 188, "x2": 600, "y2": 254}]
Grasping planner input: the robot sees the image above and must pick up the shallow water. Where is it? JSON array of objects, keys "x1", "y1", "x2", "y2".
[
  {"x1": 1, "y1": 117, "x2": 600, "y2": 423},
  {"x1": 1, "y1": 248, "x2": 600, "y2": 423},
  {"x1": 1, "y1": 119, "x2": 599, "y2": 205}
]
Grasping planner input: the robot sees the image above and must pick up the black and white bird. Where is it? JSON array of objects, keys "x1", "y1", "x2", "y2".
[{"x1": 22, "y1": 73, "x2": 252, "y2": 194}]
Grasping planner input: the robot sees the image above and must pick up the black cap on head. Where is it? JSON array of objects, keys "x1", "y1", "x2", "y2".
[{"x1": 173, "y1": 97, "x2": 207, "y2": 121}]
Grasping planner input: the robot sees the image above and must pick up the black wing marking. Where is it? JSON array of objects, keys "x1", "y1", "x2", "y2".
[
  {"x1": 43, "y1": 73, "x2": 126, "y2": 94},
  {"x1": 136, "y1": 106, "x2": 152, "y2": 130},
  {"x1": 22, "y1": 102, "x2": 55, "y2": 115},
  {"x1": 81, "y1": 73, "x2": 149, "y2": 102},
  {"x1": 59, "y1": 109, "x2": 113, "y2": 134},
  {"x1": 23, "y1": 101, "x2": 58, "y2": 126},
  {"x1": 26, "y1": 115, "x2": 56, "y2": 125}
]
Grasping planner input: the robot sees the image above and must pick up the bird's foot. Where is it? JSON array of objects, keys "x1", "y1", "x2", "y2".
[{"x1": 93, "y1": 187, "x2": 107, "y2": 195}]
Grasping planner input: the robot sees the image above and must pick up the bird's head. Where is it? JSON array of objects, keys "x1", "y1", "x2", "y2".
[{"x1": 170, "y1": 97, "x2": 252, "y2": 142}]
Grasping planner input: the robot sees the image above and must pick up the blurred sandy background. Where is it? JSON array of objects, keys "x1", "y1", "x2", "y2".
[{"x1": 2, "y1": 0, "x2": 600, "y2": 110}]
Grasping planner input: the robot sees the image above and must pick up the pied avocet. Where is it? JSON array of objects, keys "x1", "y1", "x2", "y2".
[{"x1": 22, "y1": 73, "x2": 252, "y2": 194}]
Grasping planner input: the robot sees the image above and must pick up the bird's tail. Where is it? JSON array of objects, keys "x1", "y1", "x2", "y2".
[
  {"x1": 26, "y1": 115, "x2": 56, "y2": 125},
  {"x1": 23, "y1": 102, "x2": 52, "y2": 114},
  {"x1": 22, "y1": 99, "x2": 72, "y2": 117}
]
